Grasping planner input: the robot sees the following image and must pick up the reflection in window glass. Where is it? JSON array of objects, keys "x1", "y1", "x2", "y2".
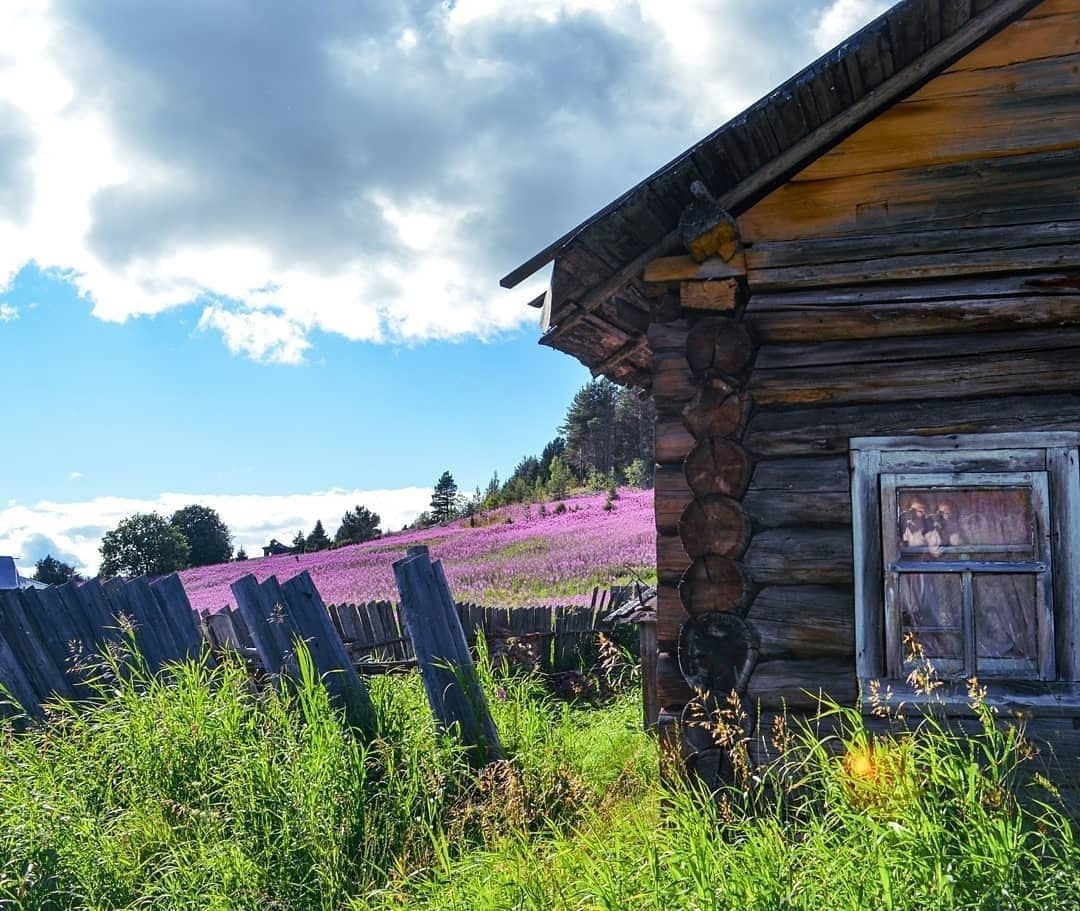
[
  {"x1": 897, "y1": 487, "x2": 1034, "y2": 561},
  {"x1": 899, "y1": 572, "x2": 962, "y2": 672},
  {"x1": 974, "y1": 574, "x2": 1036, "y2": 664}
]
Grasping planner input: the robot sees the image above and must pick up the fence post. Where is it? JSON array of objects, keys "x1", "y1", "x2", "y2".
[
  {"x1": 393, "y1": 546, "x2": 503, "y2": 767},
  {"x1": 639, "y1": 617, "x2": 659, "y2": 731}
]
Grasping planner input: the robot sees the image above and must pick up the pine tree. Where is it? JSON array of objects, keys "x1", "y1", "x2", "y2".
[
  {"x1": 305, "y1": 520, "x2": 331, "y2": 552},
  {"x1": 430, "y1": 471, "x2": 459, "y2": 524}
]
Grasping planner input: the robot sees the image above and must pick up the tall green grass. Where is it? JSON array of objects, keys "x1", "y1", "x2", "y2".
[{"x1": 1, "y1": 645, "x2": 1077, "y2": 910}]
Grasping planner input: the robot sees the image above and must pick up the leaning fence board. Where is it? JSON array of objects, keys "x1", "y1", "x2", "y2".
[
  {"x1": 277, "y1": 572, "x2": 375, "y2": 733},
  {"x1": 0, "y1": 627, "x2": 42, "y2": 717},
  {"x1": 151, "y1": 573, "x2": 206, "y2": 664},
  {"x1": 394, "y1": 547, "x2": 504, "y2": 767},
  {"x1": 231, "y1": 574, "x2": 297, "y2": 679},
  {"x1": 0, "y1": 589, "x2": 73, "y2": 703}
]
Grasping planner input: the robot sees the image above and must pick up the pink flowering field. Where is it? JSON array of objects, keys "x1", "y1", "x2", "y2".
[{"x1": 180, "y1": 488, "x2": 656, "y2": 613}]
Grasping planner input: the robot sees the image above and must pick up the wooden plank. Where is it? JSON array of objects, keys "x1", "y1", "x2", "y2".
[
  {"x1": 747, "y1": 220, "x2": 1080, "y2": 278},
  {"x1": 654, "y1": 417, "x2": 696, "y2": 464},
  {"x1": 78, "y1": 579, "x2": 123, "y2": 645},
  {"x1": 0, "y1": 626, "x2": 42, "y2": 717},
  {"x1": 126, "y1": 577, "x2": 183, "y2": 670},
  {"x1": 743, "y1": 528, "x2": 853, "y2": 585},
  {"x1": 681, "y1": 279, "x2": 741, "y2": 312},
  {"x1": 231, "y1": 574, "x2": 297, "y2": 678},
  {"x1": 204, "y1": 610, "x2": 243, "y2": 650},
  {"x1": 654, "y1": 466, "x2": 694, "y2": 535},
  {"x1": 278, "y1": 572, "x2": 375, "y2": 733},
  {"x1": 332, "y1": 603, "x2": 364, "y2": 642},
  {"x1": 640, "y1": 619, "x2": 659, "y2": 730},
  {"x1": 749, "y1": 455, "x2": 849, "y2": 491},
  {"x1": 644, "y1": 253, "x2": 747, "y2": 283},
  {"x1": 741, "y1": 146, "x2": 1080, "y2": 243},
  {"x1": 750, "y1": 344, "x2": 1080, "y2": 406},
  {"x1": 393, "y1": 547, "x2": 503, "y2": 766},
  {"x1": 749, "y1": 290, "x2": 1080, "y2": 344},
  {"x1": 746, "y1": 657, "x2": 858, "y2": 709},
  {"x1": 151, "y1": 574, "x2": 205, "y2": 664},
  {"x1": 0, "y1": 590, "x2": 73, "y2": 703},
  {"x1": 744, "y1": 489, "x2": 852, "y2": 529},
  {"x1": 1048, "y1": 446, "x2": 1080, "y2": 680},
  {"x1": 20, "y1": 587, "x2": 82, "y2": 681},
  {"x1": 749, "y1": 585, "x2": 855, "y2": 660},
  {"x1": 851, "y1": 448, "x2": 884, "y2": 679},
  {"x1": 100, "y1": 578, "x2": 168, "y2": 674}
]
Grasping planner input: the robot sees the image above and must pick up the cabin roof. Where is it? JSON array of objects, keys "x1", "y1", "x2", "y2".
[{"x1": 503, "y1": 0, "x2": 1045, "y2": 386}]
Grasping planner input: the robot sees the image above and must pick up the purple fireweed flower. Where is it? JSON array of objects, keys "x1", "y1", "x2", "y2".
[{"x1": 180, "y1": 489, "x2": 655, "y2": 612}]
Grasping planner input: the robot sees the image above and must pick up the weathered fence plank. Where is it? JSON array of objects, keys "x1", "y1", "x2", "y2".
[
  {"x1": 277, "y1": 572, "x2": 375, "y2": 734},
  {"x1": 231, "y1": 574, "x2": 297, "y2": 679},
  {"x1": 151, "y1": 573, "x2": 206, "y2": 663},
  {"x1": 394, "y1": 546, "x2": 504, "y2": 767}
]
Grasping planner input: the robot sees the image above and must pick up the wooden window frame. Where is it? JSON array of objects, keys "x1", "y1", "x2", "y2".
[{"x1": 850, "y1": 432, "x2": 1080, "y2": 707}]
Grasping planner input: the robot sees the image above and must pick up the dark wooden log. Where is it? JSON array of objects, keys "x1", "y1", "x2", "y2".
[
  {"x1": 685, "y1": 317, "x2": 754, "y2": 377},
  {"x1": 684, "y1": 438, "x2": 752, "y2": 498},
  {"x1": 679, "y1": 556, "x2": 748, "y2": 616},
  {"x1": 654, "y1": 466, "x2": 694, "y2": 535},
  {"x1": 679, "y1": 612, "x2": 760, "y2": 698},
  {"x1": 394, "y1": 546, "x2": 504, "y2": 767},
  {"x1": 656, "y1": 583, "x2": 690, "y2": 649},
  {"x1": 279, "y1": 572, "x2": 375, "y2": 733},
  {"x1": 647, "y1": 318, "x2": 690, "y2": 353},
  {"x1": 745, "y1": 392, "x2": 1080, "y2": 457},
  {"x1": 657, "y1": 532, "x2": 692, "y2": 586},
  {"x1": 745, "y1": 285, "x2": 1080, "y2": 344},
  {"x1": 683, "y1": 390, "x2": 752, "y2": 441},
  {"x1": 746, "y1": 658, "x2": 858, "y2": 709},
  {"x1": 744, "y1": 489, "x2": 852, "y2": 529},
  {"x1": 655, "y1": 416, "x2": 697, "y2": 464},
  {"x1": 743, "y1": 528, "x2": 853, "y2": 585},
  {"x1": 749, "y1": 455, "x2": 849, "y2": 491},
  {"x1": 748, "y1": 585, "x2": 855, "y2": 660},
  {"x1": 678, "y1": 495, "x2": 749, "y2": 560},
  {"x1": 656, "y1": 651, "x2": 696, "y2": 710},
  {"x1": 652, "y1": 352, "x2": 696, "y2": 413}
]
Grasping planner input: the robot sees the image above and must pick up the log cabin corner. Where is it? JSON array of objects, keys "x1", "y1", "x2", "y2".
[{"x1": 503, "y1": 0, "x2": 1080, "y2": 784}]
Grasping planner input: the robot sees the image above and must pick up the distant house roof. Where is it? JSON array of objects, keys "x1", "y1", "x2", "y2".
[
  {"x1": 0, "y1": 556, "x2": 17, "y2": 590},
  {"x1": 502, "y1": 0, "x2": 1043, "y2": 385}
]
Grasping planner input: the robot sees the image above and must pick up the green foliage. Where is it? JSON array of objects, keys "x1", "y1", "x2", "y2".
[
  {"x1": 169, "y1": 504, "x2": 233, "y2": 567},
  {"x1": 430, "y1": 471, "x2": 459, "y2": 524},
  {"x1": 305, "y1": 519, "x2": 331, "y2": 553},
  {"x1": 291, "y1": 530, "x2": 307, "y2": 552},
  {"x1": 235, "y1": 547, "x2": 248, "y2": 561},
  {"x1": 32, "y1": 554, "x2": 81, "y2": 585},
  {"x1": 623, "y1": 458, "x2": 649, "y2": 490},
  {"x1": 99, "y1": 512, "x2": 190, "y2": 578},
  {"x1": 335, "y1": 505, "x2": 382, "y2": 546}
]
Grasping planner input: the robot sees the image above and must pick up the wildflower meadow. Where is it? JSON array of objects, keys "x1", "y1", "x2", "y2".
[{"x1": 180, "y1": 489, "x2": 655, "y2": 613}]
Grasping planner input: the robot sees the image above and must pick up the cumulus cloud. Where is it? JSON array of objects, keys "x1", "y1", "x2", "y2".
[
  {"x1": 0, "y1": 0, "x2": 844, "y2": 361},
  {"x1": 0, "y1": 303, "x2": 16, "y2": 322},
  {"x1": 0, "y1": 487, "x2": 431, "y2": 576},
  {"x1": 812, "y1": 0, "x2": 892, "y2": 52}
]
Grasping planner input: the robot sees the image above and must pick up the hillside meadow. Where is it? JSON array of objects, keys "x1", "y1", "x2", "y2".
[{"x1": 180, "y1": 489, "x2": 655, "y2": 613}]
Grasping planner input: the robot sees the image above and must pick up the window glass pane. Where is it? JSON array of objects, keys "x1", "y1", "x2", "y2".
[
  {"x1": 899, "y1": 573, "x2": 962, "y2": 672},
  {"x1": 974, "y1": 574, "x2": 1037, "y2": 675},
  {"x1": 897, "y1": 487, "x2": 1034, "y2": 561}
]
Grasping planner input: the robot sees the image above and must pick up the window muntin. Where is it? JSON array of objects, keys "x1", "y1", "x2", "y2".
[{"x1": 880, "y1": 471, "x2": 1054, "y2": 682}]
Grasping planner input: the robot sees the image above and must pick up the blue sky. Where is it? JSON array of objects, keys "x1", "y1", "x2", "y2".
[{"x1": 0, "y1": 0, "x2": 888, "y2": 573}]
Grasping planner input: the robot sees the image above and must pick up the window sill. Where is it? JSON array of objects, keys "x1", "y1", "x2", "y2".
[{"x1": 859, "y1": 678, "x2": 1080, "y2": 719}]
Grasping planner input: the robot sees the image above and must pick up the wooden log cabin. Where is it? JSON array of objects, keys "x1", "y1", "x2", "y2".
[{"x1": 503, "y1": 0, "x2": 1080, "y2": 780}]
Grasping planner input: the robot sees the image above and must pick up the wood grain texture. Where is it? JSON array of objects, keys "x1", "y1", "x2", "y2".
[
  {"x1": 749, "y1": 585, "x2": 855, "y2": 660},
  {"x1": 679, "y1": 556, "x2": 749, "y2": 616},
  {"x1": 654, "y1": 466, "x2": 695, "y2": 535},
  {"x1": 746, "y1": 657, "x2": 858, "y2": 709},
  {"x1": 679, "y1": 496, "x2": 749, "y2": 560},
  {"x1": 743, "y1": 528, "x2": 853, "y2": 585},
  {"x1": 655, "y1": 416, "x2": 697, "y2": 464},
  {"x1": 685, "y1": 317, "x2": 754, "y2": 377},
  {"x1": 684, "y1": 438, "x2": 752, "y2": 498}
]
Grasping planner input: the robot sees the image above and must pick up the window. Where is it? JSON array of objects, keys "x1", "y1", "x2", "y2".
[{"x1": 851, "y1": 433, "x2": 1080, "y2": 699}]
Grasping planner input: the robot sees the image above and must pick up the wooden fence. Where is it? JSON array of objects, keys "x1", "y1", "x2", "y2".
[
  {"x1": 0, "y1": 574, "x2": 636, "y2": 721},
  {"x1": 199, "y1": 585, "x2": 625, "y2": 673}
]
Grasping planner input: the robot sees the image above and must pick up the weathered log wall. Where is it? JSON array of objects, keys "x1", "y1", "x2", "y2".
[{"x1": 646, "y1": 1, "x2": 1080, "y2": 766}]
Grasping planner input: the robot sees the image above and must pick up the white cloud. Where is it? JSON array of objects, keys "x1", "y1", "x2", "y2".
[
  {"x1": 69, "y1": 471, "x2": 82, "y2": 480},
  {"x1": 0, "y1": 486, "x2": 431, "y2": 577},
  {"x1": 812, "y1": 0, "x2": 892, "y2": 52},
  {"x1": 0, "y1": 1, "x2": 845, "y2": 362},
  {"x1": 0, "y1": 303, "x2": 16, "y2": 322}
]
